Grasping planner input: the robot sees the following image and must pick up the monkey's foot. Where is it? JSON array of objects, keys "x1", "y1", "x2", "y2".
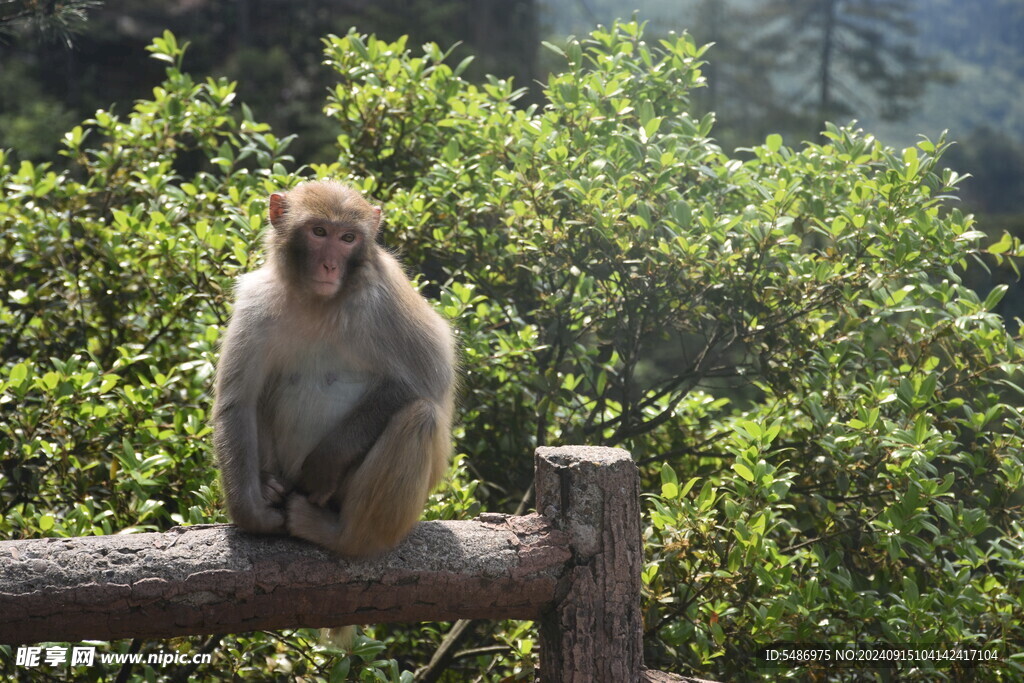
[
  {"x1": 231, "y1": 500, "x2": 287, "y2": 535},
  {"x1": 286, "y1": 494, "x2": 341, "y2": 548}
]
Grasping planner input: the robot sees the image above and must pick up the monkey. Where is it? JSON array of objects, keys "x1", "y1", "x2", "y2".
[{"x1": 212, "y1": 180, "x2": 456, "y2": 558}]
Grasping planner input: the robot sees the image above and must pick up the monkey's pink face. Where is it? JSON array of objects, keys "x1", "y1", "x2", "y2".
[{"x1": 300, "y1": 224, "x2": 364, "y2": 297}]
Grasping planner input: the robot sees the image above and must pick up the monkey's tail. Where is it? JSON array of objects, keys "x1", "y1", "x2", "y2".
[{"x1": 321, "y1": 625, "x2": 356, "y2": 651}]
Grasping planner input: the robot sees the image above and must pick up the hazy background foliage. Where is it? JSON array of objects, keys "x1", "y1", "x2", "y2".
[{"x1": 3, "y1": 0, "x2": 1022, "y2": 315}]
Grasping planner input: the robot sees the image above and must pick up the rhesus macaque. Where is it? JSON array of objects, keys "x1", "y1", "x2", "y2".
[{"x1": 213, "y1": 180, "x2": 456, "y2": 557}]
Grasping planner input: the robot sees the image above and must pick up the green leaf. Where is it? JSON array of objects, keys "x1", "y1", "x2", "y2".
[
  {"x1": 902, "y1": 146, "x2": 919, "y2": 178},
  {"x1": 453, "y1": 55, "x2": 474, "y2": 77},
  {"x1": 735, "y1": 420, "x2": 762, "y2": 441},
  {"x1": 9, "y1": 362, "x2": 29, "y2": 387},
  {"x1": 541, "y1": 41, "x2": 566, "y2": 58},
  {"x1": 732, "y1": 461, "x2": 754, "y2": 482},
  {"x1": 672, "y1": 201, "x2": 692, "y2": 228},
  {"x1": 983, "y1": 284, "x2": 1008, "y2": 311},
  {"x1": 696, "y1": 481, "x2": 717, "y2": 511},
  {"x1": 643, "y1": 117, "x2": 663, "y2": 141},
  {"x1": 988, "y1": 232, "x2": 1013, "y2": 255}
]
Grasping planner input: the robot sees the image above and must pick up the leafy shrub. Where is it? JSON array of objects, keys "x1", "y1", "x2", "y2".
[
  {"x1": 322, "y1": 21, "x2": 1024, "y2": 680},
  {"x1": 2, "y1": 19, "x2": 1023, "y2": 682}
]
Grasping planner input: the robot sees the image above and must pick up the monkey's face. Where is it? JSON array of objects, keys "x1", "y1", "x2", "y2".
[
  {"x1": 293, "y1": 223, "x2": 365, "y2": 298},
  {"x1": 268, "y1": 186, "x2": 381, "y2": 300}
]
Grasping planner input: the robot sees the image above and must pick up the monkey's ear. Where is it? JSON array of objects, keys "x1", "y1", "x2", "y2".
[
  {"x1": 268, "y1": 193, "x2": 287, "y2": 229},
  {"x1": 372, "y1": 205, "x2": 382, "y2": 230}
]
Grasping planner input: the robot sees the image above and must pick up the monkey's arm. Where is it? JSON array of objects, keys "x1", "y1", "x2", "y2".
[
  {"x1": 212, "y1": 302, "x2": 286, "y2": 534},
  {"x1": 298, "y1": 378, "x2": 412, "y2": 506}
]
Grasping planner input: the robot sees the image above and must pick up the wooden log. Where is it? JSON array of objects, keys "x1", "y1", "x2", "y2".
[
  {"x1": 0, "y1": 514, "x2": 569, "y2": 645},
  {"x1": 535, "y1": 445, "x2": 645, "y2": 683}
]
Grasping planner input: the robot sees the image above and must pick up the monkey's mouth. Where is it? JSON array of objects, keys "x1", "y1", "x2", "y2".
[{"x1": 311, "y1": 280, "x2": 342, "y2": 295}]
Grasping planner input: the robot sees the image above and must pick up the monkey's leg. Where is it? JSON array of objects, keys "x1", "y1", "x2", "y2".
[
  {"x1": 298, "y1": 380, "x2": 410, "y2": 507},
  {"x1": 286, "y1": 398, "x2": 447, "y2": 556}
]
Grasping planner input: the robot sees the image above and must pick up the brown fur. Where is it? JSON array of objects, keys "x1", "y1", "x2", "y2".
[{"x1": 213, "y1": 180, "x2": 456, "y2": 557}]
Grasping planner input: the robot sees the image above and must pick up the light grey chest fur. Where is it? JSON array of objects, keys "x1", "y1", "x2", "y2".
[{"x1": 261, "y1": 341, "x2": 370, "y2": 475}]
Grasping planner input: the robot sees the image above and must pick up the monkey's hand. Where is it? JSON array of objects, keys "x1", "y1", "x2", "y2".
[{"x1": 261, "y1": 473, "x2": 289, "y2": 505}]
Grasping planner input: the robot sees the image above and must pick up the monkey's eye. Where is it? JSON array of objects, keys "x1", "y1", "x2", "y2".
[
  {"x1": 312, "y1": 226, "x2": 328, "y2": 237},
  {"x1": 341, "y1": 233, "x2": 357, "y2": 243}
]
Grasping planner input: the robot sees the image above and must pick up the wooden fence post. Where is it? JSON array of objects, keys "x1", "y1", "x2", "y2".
[{"x1": 535, "y1": 445, "x2": 644, "y2": 682}]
